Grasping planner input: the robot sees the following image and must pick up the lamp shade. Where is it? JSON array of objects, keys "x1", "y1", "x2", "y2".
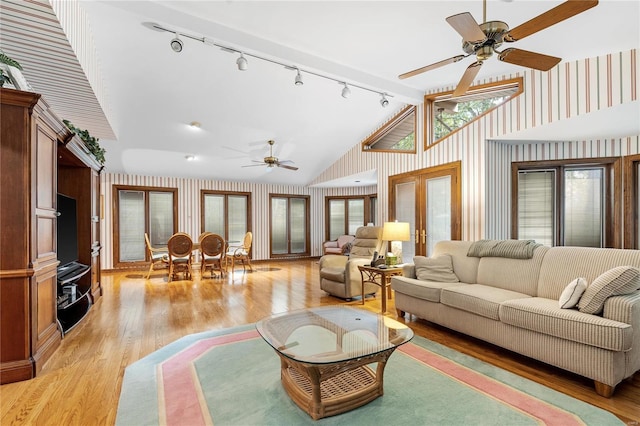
[{"x1": 382, "y1": 221, "x2": 410, "y2": 241}]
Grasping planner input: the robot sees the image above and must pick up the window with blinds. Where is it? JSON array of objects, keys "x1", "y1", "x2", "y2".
[{"x1": 513, "y1": 160, "x2": 617, "y2": 248}]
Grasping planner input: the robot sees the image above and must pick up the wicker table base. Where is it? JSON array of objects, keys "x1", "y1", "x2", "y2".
[{"x1": 277, "y1": 348, "x2": 395, "y2": 420}]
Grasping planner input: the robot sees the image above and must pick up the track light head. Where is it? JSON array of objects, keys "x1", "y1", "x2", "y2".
[
  {"x1": 295, "y1": 69, "x2": 303, "y2": 86},
  {"x1": 380, "y1": 93, "x2": 389, "y2": 107},
  {"x1": 341, "y1": 83, "x2": 351, "y2": 99},
  {"x1": 236, "y1": 53, "x2": 248, "y2": 71},
  {"x1": 170, "y1": 32, "x2": 183, "y2": 53}
]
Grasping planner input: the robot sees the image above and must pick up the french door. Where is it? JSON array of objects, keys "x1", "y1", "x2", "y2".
[
  {"x1": 270, "y1": 194, "x2": 310, "y2": 257},
  {"x1": 389, "y1": 161, "x2": 461, "y2": 258}
]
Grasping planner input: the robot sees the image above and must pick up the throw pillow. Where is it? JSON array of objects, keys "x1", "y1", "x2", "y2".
[
  {"x1": 578, "y1": 266, "x2": 640, "y2": 315},
  {"x1": 341, "y1": 242, "x2": 352, "y2": 255},
  {"x1": 414, "y1": 255, "x2": 459, "y2": 282},
  {"x1": 558, "y1": 277, "x2": 587, "y2": 309}
]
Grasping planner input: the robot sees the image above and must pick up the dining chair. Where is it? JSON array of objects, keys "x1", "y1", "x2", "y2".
[
  {"x1": 227, "y1": 231, "x2": 253, "y2": 273},
  {"x1": 200, "y1": 233, "x2": 226, "y2": 278},
  {"x1": 167, "y1": 232, "x2": 194, "y2": 281},
  {"x1": 144, "y1": 232, "x2": 169, "y2": 279}
]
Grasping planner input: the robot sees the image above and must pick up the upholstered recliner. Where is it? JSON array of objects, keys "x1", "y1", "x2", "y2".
[
  {"x1": 322, "y1": 234, "x2": 355, "y2": 255},
  {"x1": 319, "y1": 226, "x2": 383, "y2": 300}
]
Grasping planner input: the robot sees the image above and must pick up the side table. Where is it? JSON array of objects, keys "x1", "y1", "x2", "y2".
[{"x1": 358, "y1": 265, "x2": 404, "y2": 314}]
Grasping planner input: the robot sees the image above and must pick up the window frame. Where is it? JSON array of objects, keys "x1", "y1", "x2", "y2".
[
  {"x1": 511, "y1": 157, "x2": 621, "y2": 248},
  {"x1": 200, "y1": 189, "x2": 252, "y2": 241},
  {"x1": 425, "y1": 77, "x2": 523, "y2": 150},
  {"x1": 324, "y1": 194, "x2": 376, "y2": 240},
  {"x1": 361, "y1": 105, "x2": 416, "y2": 153},
  {"x1": 112, "y1": 184, "x2": 178, "y2": 268}
]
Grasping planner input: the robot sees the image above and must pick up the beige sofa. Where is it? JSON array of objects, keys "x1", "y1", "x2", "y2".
[{"x1": 390, "y1": 240, "x2": 640, "y2": 396}]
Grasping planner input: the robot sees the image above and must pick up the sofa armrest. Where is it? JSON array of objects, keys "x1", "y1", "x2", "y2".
[
  {"x1": 602, "y1": 290, "x2": 640, "y2": 324},
  {"x1": 319, "y1": 254, "x2": 349, "y2": 269},
  {"x1": 323, "y1": 240, "x2": 338, "y2": 248}
]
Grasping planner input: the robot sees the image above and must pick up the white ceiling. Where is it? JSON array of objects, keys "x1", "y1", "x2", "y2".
[{"x1": 4, "y1": 1, "x2": 640, "y2": 186}]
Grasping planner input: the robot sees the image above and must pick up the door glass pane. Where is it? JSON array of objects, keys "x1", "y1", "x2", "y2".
[
  {"x1": 228, "y1": 195, "x2": 248, "y2": 242},
  {"x1": 149, "y1": 192, "x2": 173, "y2": 246},
  {"x1": 395, "y1": 182, "x2": 416, "y2": 262},
  {"x1": 637, "y1": 163, "x2": 640, "y2": 245},
  {"x1": 426, "y1": 176, "x2": 451, "y2": 256},
  {"x1": 271, "y1": 198, "x2": 288, "y2": 254},
  {"x1": 369, "y1": 196, "x2": 377, "y2": 225},
  {"x1": 290, "y1": 198, "x2": 306, "y2": 253},
  {"x1": 328, "y1": 199, "x2": 345, "y2": 240},
  {"x1": 204, "y1": 194, "x2": 225, "y2": 235},
  {"x1": 347, "y1": 199, "x2": 364, "y2": 235},
  {"x1": 518, "y1": 170, "x2": 555, "y2": 246},
  {"x1": 564, "y1": 168, "x2": 603, "y2": 247},
  {"x1": 119, "y1": 190, "x2": 145, "y2": 262}
]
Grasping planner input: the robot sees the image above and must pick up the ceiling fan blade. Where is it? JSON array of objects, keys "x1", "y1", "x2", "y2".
[
  {"x1": 504, "y1": 0, "x2": 598, "y2": 42},
  {"x1": 398, "y1": 55, "x2": 466, "y2": 79},
  {"x1": 241, "y1": 164, "x2": 266, "y2": 168},
  {"x1": 498, "y1": 48, "x2": 561, "y2": 71},
  {"x1": 445, "y1": 12, "x2": 486, "y2": 44},
  {"x1": 278, "y1": 159, "x2": 295, "y2": 165},
  {"x1": 453, "y1": 61, "x2": 483, "y2": 97},
  {"x1": 277, "y1": 163, "x2": 299, "y2": 171}
]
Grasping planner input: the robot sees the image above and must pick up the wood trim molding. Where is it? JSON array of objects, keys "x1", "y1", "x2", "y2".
[
  {"x1": 361, "y1": 104, "x2": 416, "y2": 154},
  {"x1": 623, "y1": 154, "x2": 640, "y2": 249},
  {"x1": 424, "y1": 77, "x2": 523, "y2": 151}
]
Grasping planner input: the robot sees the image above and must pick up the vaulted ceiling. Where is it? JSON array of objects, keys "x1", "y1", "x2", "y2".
[{"x1": 1, "y1": 0, "x2": 638, "y2": 186}]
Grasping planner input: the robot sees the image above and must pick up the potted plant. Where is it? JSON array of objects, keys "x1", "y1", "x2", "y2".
[
  {"x1": 0, "y1": 50, "x2": 23, "y2": 88},
  {"x1": 63, "y1": 120, "x2": 107, "y2": 165}
]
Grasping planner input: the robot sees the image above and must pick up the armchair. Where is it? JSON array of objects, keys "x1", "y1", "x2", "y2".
[
  {"x1": 319, "y1": 226, "x2": 383, "y2": 300},
  {"x1": 322, "y1": 234, "x2": 355, "y2": 255}
]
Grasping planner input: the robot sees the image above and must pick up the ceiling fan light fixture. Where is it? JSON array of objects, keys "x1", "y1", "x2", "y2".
[
  {"x1": 380, "y1": 93, "x2": 389, "y2": 107},
  {"x1": 170, "y1": 32, "x2": 183, "y2": 53},
  {"x1": 185, "y1": 154, "x2": 196, "y2": 161},
  {"x1": 294, "y1": 69, "x2": 303, "y2": 86},
  {"x1": 236, "y1": 53, "x2": 248, "y2": 71},
  {"x1": 341, "y1": 83, "x2": 351, "y2": 99}
]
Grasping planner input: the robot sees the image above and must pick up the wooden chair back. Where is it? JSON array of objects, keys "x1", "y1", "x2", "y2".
[{"x1": 167, "y1": 232, "x2": 193, "y2": 258}]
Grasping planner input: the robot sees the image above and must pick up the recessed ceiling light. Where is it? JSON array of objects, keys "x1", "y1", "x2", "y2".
[{"x1": 185, "y1": 155, "x2": 195, "y2": 161}]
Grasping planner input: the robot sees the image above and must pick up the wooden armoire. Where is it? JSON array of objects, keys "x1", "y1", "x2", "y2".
[{"x1": 0, "y1": 88, "x2": 102, "y2": 384}]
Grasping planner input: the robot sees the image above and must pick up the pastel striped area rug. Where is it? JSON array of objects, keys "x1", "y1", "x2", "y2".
[{"x1": 116, "y1": 324, "x2": 622, "y2": 426}]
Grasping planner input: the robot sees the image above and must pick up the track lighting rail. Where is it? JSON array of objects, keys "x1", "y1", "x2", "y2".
[{"x1": 144, "y1": 22, "x2": 393, "y2": 106}]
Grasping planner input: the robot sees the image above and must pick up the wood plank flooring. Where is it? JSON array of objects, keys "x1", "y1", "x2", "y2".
[{"x1": 1, "y1": 259, "x2": 639, "y2": 425}]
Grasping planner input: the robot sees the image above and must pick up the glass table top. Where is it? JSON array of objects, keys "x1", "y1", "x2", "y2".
[{"x1": 255, "y1": 306, "x2": 414, "y2": 364}]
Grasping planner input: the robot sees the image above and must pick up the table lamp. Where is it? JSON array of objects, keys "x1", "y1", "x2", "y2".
[{"x1": 381, "y1": 221, "x2": 411, "y2": 264}]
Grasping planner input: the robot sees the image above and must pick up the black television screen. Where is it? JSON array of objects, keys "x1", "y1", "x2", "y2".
[{"x1": 57, "y1": 193, "x2": 79, "y2": 267}]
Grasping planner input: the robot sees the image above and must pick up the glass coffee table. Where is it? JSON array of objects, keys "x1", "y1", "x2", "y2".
[{"x1": 256, "y1": 306, "x2": 413, "y2": 420}]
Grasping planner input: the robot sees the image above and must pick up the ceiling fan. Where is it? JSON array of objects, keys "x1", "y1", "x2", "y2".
[
  {"x1": 242, "y1": 140, "x2": 299, "y2": 171},
  {"x1": 399, "y1": 0, "x2": 598, "y2": 97}
]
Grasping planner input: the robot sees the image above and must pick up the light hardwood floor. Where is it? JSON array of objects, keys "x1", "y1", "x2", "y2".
[{"x1": 1, "y1": 259, "x2": 639, "y2": 425}]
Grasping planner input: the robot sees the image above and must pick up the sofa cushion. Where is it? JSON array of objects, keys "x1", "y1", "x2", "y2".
[
  {"x1": 537, "y1": 246, "x2": 640, "y2": 300},
  {"x1": 390, "y1": 276, "x2": 465, "y2": 303},
  {"x1": 578, "y1": 266, "x2": 640, "y2": 314},
  {"x1": 500, "y1": 297, "x2": 632, "y2": 351},
  {"x1": 414, "y1": 255, "x2": 459, "y2": 282},
  {"x1": 559, "y1": 278, "x2": 587, "y2": 309},
  {"x1": 440, "y1": 285, "x2": 531, "y2": 321},
  {"x1": 432, "y1": 240, "x2": 480, "y2": 284},
  {"x1": 475, "y1": 245, "x2": 549, "y2": 297}
]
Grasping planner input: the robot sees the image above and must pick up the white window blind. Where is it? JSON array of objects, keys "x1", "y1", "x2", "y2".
[
  {"x1": 564, "y1": 169, "x2": 603, "y2": 247},
  {"x1": 518, "y1": 170, "x2": 555, "y2": 246}
]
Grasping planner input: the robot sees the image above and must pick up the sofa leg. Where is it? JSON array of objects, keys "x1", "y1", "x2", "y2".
[
  {"x1": 594, "y1": 381, "x2": 614, "y2": 397},
  {"x1": 396, "y1": 309, "x2": 405, "y2": 318}
]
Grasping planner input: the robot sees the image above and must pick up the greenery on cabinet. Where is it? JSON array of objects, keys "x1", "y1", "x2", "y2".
[
  {"x1": 0, "y1": 49, "x2": 23, "y2": 88},
  {"x1": 63, "y1": 120, "x2": 106, "y2": 165}
]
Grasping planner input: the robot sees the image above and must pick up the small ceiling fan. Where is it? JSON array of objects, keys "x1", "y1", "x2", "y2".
[
  {"x1": 399, "y1": 0, "x2": 598, "y2": 97},
  {"x1": 242, "y1": 140, "x2": 299, "y2": 171}
]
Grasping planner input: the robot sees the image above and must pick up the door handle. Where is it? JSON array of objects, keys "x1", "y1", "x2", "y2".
[{"x1": 421, "y1": 229, "x2": 426, "y2": 244}]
